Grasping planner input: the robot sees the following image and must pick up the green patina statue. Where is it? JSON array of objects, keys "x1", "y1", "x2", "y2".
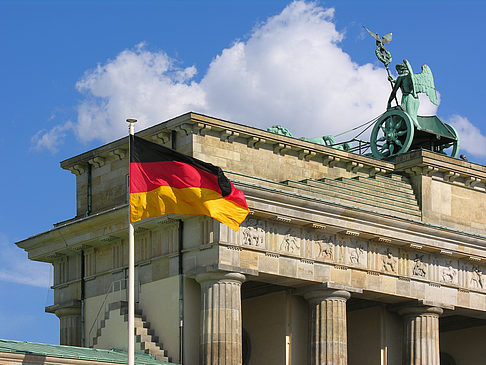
[
  {"x1": 364, "y1": 27, "x2": 459, "y2": 160},
  {"x1": 387, "y1": 59, "x2": 438, "y2": 125},
  {"x1": 363, "y1": 26, "x2": 392, "y2": 67},
  {"x1": 266, "y1": 125, "x2": 351, "y2": 151}
]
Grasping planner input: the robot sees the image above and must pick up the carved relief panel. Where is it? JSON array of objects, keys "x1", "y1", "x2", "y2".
[
  {"x1": 313, "y1": 234, "x2": 335, "y2": 261},
  {"x1": 380, "y1": 247, "x2": 398, "y2": 274},
  {"x1": 440, "y1": 259, "x2": 459, "y2": 285},
  {"x1": 411, "y1": 253, "x2": 428, "y2": 279},
  {"x1": 337, "y1": 235, "x2": 367, "y2": 268},
  {"x1": 469, "y1": 265, "x2": 485, "y2": 290},
  {"x1": 462, "y1": 262, "x2": 486, "y2": 291},
  {"x1": 241, "y1": 218, "x2": 266, "y2": 248},
  {"x1": 279, "y1": 228, "x2": 301, "y2": 255}
]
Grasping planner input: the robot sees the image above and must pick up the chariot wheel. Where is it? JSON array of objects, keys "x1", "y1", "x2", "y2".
[
  {"x1": 370, "y1": 108, "x2": 414, "y2": 159},
  {"x1": 439, "y1": 124, "x2": 460, "y2": 158}
]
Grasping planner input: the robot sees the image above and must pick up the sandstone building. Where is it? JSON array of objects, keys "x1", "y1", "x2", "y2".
[{"x1": 17, "y1": 113, "x2": 486, "y2": 365}]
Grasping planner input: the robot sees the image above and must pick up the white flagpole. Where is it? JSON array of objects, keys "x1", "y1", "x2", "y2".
[{"x1": 126, "y1": 118, "x2": 137, "y2": 365}]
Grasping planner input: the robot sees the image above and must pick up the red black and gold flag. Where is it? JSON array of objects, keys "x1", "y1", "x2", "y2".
[{"x1": 129, "y1": 135, "x2": 249, "y2": 231}]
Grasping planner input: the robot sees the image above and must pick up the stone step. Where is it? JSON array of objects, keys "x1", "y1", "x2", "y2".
[
  {"x1": 281, "y1": 180, "x2": 421, "y2": 219},
  {"x1": 141, "y1": 342, "x2": 168, "y2": 361},
  {"x1": 324, "y1": 178, "x2": 417, "y2": 204},
  {"x1": 135, "y1": 326, "x2": 155, "y2": 337},
  {"x1": 308, "y1": 178, "x2": 418, "y2": 207},
  {"x1": 143, "y1": 348, "x2": 169, "y2": 362},
  {"x1": 137, "y1": 334, "x2": 160, "y2": 347},
  {"x1": 374, "y1": 173, "x2": 410, "y2": 185},
  {"x1": 352, "y1": 176, "x2": 415, "y2": 195},
  {"x1": 368, "y1": 174, "x2": 415, "y2": 191},
  {"x1": 335, "y1": 177, "x2": 416, "y2": 200},
  {"x1": 384, "y1": 173, "x2": 405, "y2": 181},
  {"x1": 284, "y1": 180, "x2": 420, "y2": 214},
  {"x1": 92, "y1": 301, "x2": 171, "y2": 363}
]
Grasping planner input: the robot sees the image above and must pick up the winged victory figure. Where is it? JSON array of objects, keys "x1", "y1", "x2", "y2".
[{"x1": 387, "y1": 59, "x2": 438, "y2": 125}]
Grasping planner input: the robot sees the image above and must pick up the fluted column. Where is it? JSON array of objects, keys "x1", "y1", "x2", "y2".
[
  {"x1": 196, "y1": 272, "x2": 246, "y2": 365},
  {"x1": 398, "y1": 305, "x2": 443, "y2": 365},
  {"x1": 304, "y1": 289, "x2": 351, "y2": 365}
]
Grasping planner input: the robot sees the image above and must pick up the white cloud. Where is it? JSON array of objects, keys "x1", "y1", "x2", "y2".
[
  {"x1": 0, "y1": 233, "x2": 52, "y2": 288},
  {"x1": 200, "y1": 2, "x2": 392, "y2": 139},
  {"x1": 31, "y1": 121, "x2": 73, "y2": 153},
  {"x1": 34, "y1": 1, "x2": 480, "y2": 153},
  {"x1": 73, "y1": 43, "x2": 206, "y2": 143},
  {"x1": 448, "y1": 114, "x2": 486, "y2": 157}
]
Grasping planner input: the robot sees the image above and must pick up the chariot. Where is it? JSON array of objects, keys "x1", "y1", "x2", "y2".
[{"x1": 369, "y1": 106, "x2": 459, "y2": 160}]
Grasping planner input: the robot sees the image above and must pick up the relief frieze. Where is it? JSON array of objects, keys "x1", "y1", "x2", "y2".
[{"x1": 219, "y1": 217, "x2": 485, "y2": 293}]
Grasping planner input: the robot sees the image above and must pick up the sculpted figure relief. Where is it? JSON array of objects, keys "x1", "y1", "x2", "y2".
[
  {"x1": 471, "y1": 266, "x2": 484, "y2": 289},
  {"x1": 242, "y1": 218, "x2": 265, "y2": 247},
  {"x1": 382, "y1": 248, "x2": 397, "y2": 273},
  {"x1": 412, "y1": 254, "x2": 427, "y2": 278},
  {"x1": 314, "y1": 238, "x2": 334, "y2": 260},
  {"x1": 349, "y1": 246, "x2": 365, "y2": 265},
  {"x1": 280, "y1": 229, "x2": 300, "y2": 254},
  {"x1": 442, "y1": 261, "x2": 457, "y2": 283}
]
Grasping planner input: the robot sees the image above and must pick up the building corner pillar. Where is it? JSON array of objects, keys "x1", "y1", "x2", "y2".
[
  {"x1": 398, "y1": 305, "x2": 443, "y2": 365},
  {"x1": 304, "y1": 288, "x2": 351, "y2": 365},
  {"x1": 55, "y1": 306, "x2": 82, "y2": 346},
  {"x1": 196, "y1": 271, "x2": 246, "y2": 365}
]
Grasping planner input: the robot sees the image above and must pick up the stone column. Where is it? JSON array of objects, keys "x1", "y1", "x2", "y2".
[
  {"x1": 55, "y1": 306, "x2": 82, "y2": 346},
  {"x1": 196, "y1": 272, "x2": 246, "y2": 365},
  {"x1": 398, "y1": 305, "x2": 443, "y2": 365},
  {"x1": 304, "y1": 289, "x2": 351, "y2": 365}
]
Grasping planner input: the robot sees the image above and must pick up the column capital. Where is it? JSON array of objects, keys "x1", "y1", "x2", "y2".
[
  {"x1": 196, "y1": 271, "x2": 246, "y2": 285},
  {"x1": 397, "y1": 305, "x2": 443, "y2": 318},
  {"x1": 54, "y1": 306, "x2": 82, "y2": 319},
  {"x1": 302, "y1": 287, "x2": 351, "y2": 303}
]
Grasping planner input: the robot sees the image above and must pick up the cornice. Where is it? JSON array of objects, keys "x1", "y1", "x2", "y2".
[
  {"x1": 396, "y1": 150, "x2": 486, "y2": 190},
  {"x1": 59, "y1": 112, "x2": 394, "y2": 176}
]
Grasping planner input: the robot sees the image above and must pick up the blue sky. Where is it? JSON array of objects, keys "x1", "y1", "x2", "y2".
[{"x1": 1, "y1": 0, "x2": 485, "y2": 345}]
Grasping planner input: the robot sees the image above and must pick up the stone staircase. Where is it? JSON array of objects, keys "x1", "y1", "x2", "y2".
[
  {"x1": 92, "y1": 301, "x2": 170, "y2": 362},
  {"x1": 226, "y1": 170, "x2": 421, "y2": 220},
  {"x1": 281, "y1": 173, "x2": 421, "y2": 219}
]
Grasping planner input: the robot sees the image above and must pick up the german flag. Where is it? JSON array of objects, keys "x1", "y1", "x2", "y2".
[{"x1": 129, "y1": 135, "x2": 249, "y2": 231}]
